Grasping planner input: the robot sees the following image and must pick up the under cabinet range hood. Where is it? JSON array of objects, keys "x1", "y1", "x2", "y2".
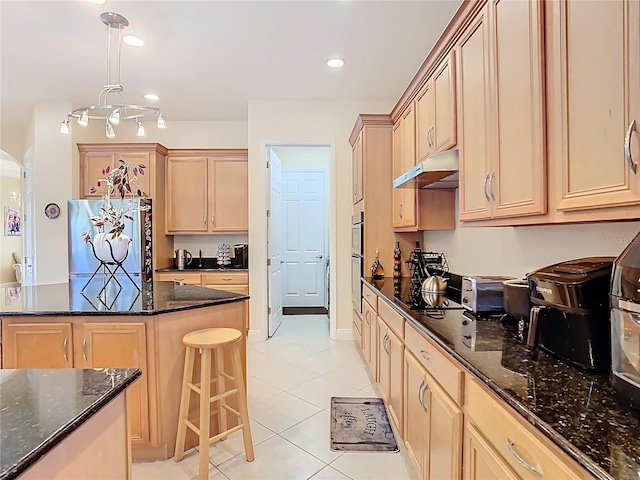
[{"x1": 393, "y1": 149, "x2": 459, "y2": 189}]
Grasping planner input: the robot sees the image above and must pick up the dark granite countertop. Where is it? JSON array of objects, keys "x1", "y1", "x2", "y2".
[
  {"x1": 0, "y1": 280, "x2": 248, "y2": 316},
  {"x1": 364, "y1": 277, "x2": 640, "y2": 480},
  {"x1": 156, "y1": 267, "x2": 248, "y2": 273},
  {"x1": 0, "y1": 368, "x2": 141, "y2": 480}
]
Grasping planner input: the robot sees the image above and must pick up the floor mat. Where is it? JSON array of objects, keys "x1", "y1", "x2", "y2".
[{"x1": 330, "y1": 396, "x2": 399, "y2": 452}]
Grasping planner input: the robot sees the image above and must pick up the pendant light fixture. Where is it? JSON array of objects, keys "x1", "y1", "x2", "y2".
[{"x1": 60, "y1": 12, "x2": 166, "y2": 138}]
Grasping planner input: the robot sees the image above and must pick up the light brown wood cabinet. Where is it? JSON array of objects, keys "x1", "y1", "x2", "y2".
[
  {"x1": 377, "y1": 317, "x2": 403, "y2": 436},
  {"x1": 459, "y1": 0, "x2": 546, "y2": 222},
  {"x1": 2, "y1": 319, "x2": 150, "y2": 448},
  {"x1": 463, "y1": 422, "x2": 518, "y2": 480},
  {"x1": 362, "y1": 297, "x2": 377, "y2": 379},
  {"x1": 416, "y1": 51, "x2": 457, "y2": 162},
  {"x1": 155, "y1": 271, "x2": 249, "y2": 294},
  {"x1": 392, "y1": 107, "x2": 418, "y2": 229},
  {"x1": 352, "y1": 130, "x2": 363, "y2": 205},
  {"x1": 166, "y1": 150, "x2": 248, "y2": 234},
  {"x1": 548, "y1": 0, "x2": 640, "y2": 217}
]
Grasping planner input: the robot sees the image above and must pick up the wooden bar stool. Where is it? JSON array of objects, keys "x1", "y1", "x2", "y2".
[{"x1": 174, "y1": 327, "x2": 254, "y2": 479}]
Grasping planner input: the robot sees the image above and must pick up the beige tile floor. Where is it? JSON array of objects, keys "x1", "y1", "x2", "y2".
[{"x1": 132, "y1": 315, "x2": 417, "y2": 480}]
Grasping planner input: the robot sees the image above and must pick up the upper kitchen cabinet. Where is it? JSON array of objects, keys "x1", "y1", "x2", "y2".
[
  {"x1": 78, "y1": 143, "x2": 168, "y2": 200},
  {"x1": 416, "y1": 51, "x2": 457, "y2": 162},
  {"x1": 458, "y1": 0, "x2": 546, "y2": 222},
  {"x1": 392, "y1": 110, "x2": 417, "y2": 229},
  {"x1": 166, "y1": 150, "x2": 248, "y2": 234},
  {"x1": 547, "y1": 0, "x2": 640, "y2": 219}
]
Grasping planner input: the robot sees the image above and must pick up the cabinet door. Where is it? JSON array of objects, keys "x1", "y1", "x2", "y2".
[
  {"x1": 425, "y1": 375, "x2": 463, "y2": 480},
  {"x1": 76, "y1": 322, "x2": 150, "y2": 446},
  {"x1": 377, "y1": 319, "x2": 390, "y2": 403},
  {"x1": 463, "y1": 422, "x2": 518, "y2": 480},
  {"x1": 3, "y1": 323, "x2": 73, "y2": 368},
  {"x1": 393, "y1": 107, "x2": 417, "y2": 229},
  {"x1": 433, "y1": 51, "x2": 457, "y2": 153},
  {"x1": 392, "y1": 122, "x2": 406, "y2": 228},
  {"x1": 554, "y1": 0, "x2": 640, "y2": 212},
  {"x1": 119, "y1": 152, "x2": 151, "y2": 198},
  {"x1": 363, "y1": 300, "x2": 378, "y2": 379},
  {"x1": 210, "y1": 158, "x2": 248, "y2": 232},
  {"x1": 490, "y1": 0, "x2": 546, "y2": 218},
  {"x1": 416, "y1": 82, "x2": 436, "y2": 162},
  {"x1": 166, "y1": 156, "x2": 209, "y2": 233},
  {"x1": 82, "y1": 152, "x2": 115, "y2": 198},
  {"x1": 458, "y1": 6, "x2": 493, "y2": 221},
  {"x1": 352, "y1": 131, "x2": 363, "y2": 204},
  {"x1": 404, "y1": 351, "x2": 428, "y2": 480},
  {"x1": 388, "y1": 327, "x2": 404, "y2": 436}
]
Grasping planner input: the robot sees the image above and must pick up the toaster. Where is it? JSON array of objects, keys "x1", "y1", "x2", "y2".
[{"x1": 461, "y1": 276, "x2": 514, "y2": 313}]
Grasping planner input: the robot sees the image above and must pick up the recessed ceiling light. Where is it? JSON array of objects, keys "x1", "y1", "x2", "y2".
[
  {"x1": 123, "y1": 35, "x2": 144, "y2": 47},
  {"x1": 144, "y1": 93, "x2": 159, "y2": 101},
  {"x1": 327, "y1": 58, "x2": 345, "y2": 68},
  {"x1": 85, "y1": 0, "x2": 106, "y2": 4}
]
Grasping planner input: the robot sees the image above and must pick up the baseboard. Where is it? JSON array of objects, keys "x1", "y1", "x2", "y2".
[
  {"x1": 247, "y1": 329, "x2": 264, "y2": 342},
  {"x1": 334, "y1": 328, "x2": 355, "y2": 341}
]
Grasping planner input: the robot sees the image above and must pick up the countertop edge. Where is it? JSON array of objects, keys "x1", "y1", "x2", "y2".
[
  {"x1": 363, "y1": 277, "x2": 613, "y2": 480},
  {"x1": 1, "y1": 369, "x2": 142, "y2": 480}
]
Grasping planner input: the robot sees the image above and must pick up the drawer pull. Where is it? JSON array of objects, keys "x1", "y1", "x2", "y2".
[
  {"x1": 63, "y1": 337, "x2": 68, "y2": 363},
  {"x1": 82, "y1": 338, "x2": 88, "y2": 362},
  {"x1": 221, "y1": 277, "x2": 232, "y2": 281},
  {"x1": 420, "y1": 350, "x2": 431, "y2": 361},
  {"x1": 507, "y1": 439, "x2": 543, "y2": 476}
]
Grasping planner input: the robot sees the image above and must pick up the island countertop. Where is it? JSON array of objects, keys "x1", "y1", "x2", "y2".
[
  {"x1": 0, "y1": 368, "x2": 141, "y2": 480},
  {"x1": 0, "y1": 281, "x2": 249, "y2": 316},
  {"x1": 364, "y1": 276, "x2": 640, "y2": 480}
]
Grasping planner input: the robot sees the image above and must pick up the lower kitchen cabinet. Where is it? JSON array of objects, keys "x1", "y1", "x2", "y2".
[
  {"x1": 362, "y1": 298, "x2": 378, "y2": 379},
  {"x1": 155, "y1": 272, "x2": 202, "y2": 284},
  {"x1": 75, "y1": 322, "x2": 150, "y2": 446},
  {"x1": 463, "y1": 422, "x2": 518, "y2": 480},
  {"x1": 202, "y1": 272, "x2": 249, "y2": 295},
  {"x1": 404, "y1": 350, "x2": 463, "y2": 480},
  {"x1": 378, "y1": 318, "x2": 403, "y2": 435},
  {"x1": 2, "y1": 322, "x2": 73, "y2": 368}
]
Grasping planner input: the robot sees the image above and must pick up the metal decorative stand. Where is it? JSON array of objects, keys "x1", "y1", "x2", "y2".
[{"x1": 81, "y1": 237, "x2": 141, "y2": 298}]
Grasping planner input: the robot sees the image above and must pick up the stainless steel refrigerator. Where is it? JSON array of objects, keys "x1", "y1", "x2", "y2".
[{"x1": 67, "y1": 198, "x2": 152, "y2": 283}]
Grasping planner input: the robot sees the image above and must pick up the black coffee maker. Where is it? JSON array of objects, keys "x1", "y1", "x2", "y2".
[
  {"x1": 527, "y1": 257, "x2": 615, "y2": 372},
  {"x1": 232, "y1": 244, "x2": 248, "y2": 269}
]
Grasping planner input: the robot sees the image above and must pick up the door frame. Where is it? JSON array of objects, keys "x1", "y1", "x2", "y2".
[{"x1": 263, "y1": 142, "x2": 335, "y2": 339}]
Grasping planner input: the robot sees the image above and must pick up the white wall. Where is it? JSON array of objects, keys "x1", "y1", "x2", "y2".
[
  {"x1": 424, "y1": 197, "x2": 640, "y2": 278},
  {"x1": 0, "y1": 124, "x2": 25, "y2": 164},
  {"x1": 247, "y1": 99, "x2": 394, "y2": 340}
]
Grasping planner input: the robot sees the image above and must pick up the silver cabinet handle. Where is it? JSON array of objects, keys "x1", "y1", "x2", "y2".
[
  {"x1": 625, "y1": 119, "x2": 637, "y2": 173},
  {"x1": 63, "y1": 337, "x2": 68, "y2": 364},
  {"x1": 383, "y1": 334, "x2": 390, "y2": 354},
  {"x1": 421, "y1": 383, "x2": 429, "y2": 413},
  {"x1": 418, "y1": 380, "x2": 426, "y2": 410},
  {"x1": 399, "y1": 203, "x2": 403, "y2": 219},
  {"x1": 489, "y1": 171, "x2": 496, "y2": 201},
  {"x1": 429, "y1": 127, "x2": 435, "y2": 148},
  {"x1": 82, "y1": 338, "x2": 88, "y2": 362},
  {"x1": 203, "y1": 215, "x2": 207, "y2": 224},
  {"x1": 484, "y1": 173, "x2": 491, "y2": 202},
  {"x1": 221, "y1": 277, "x2": 232, "y2": 281},
  {"x1": 420, "y1": 350, "x2": 431, "y2": 361},
  {"x1": 211, "y1": 215, "x2": 215, "y2": 225},
  {"x1": 507, "y1": 439, "x2": 543, "y2": 476}
]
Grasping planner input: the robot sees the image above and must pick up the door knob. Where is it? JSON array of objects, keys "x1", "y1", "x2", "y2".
[{"x1": 316, "y1": 255, "x2": 323, "y2": 259}]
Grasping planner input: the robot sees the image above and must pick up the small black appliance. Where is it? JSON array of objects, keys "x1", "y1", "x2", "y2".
[
  {"x1": 610, "y1": 231, "x2": 640, "y2": 411},
  {"x1": 232, "y1": 244, "x2": 248, "y2": 269},
  {"x1": 527, "y1": 257, "x2": 615, "y2": 372}
]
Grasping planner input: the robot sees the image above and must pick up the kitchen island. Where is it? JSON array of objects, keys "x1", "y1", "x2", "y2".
[
  {"x1": 0, "y1": 368, "x2": 141, "y2": 480},
  {"x1": 362, "y1": 277, "x2": 640, "y2": 480},
  {"x1": 0, "y1": 281, "x2": 249, "y2": 460}
]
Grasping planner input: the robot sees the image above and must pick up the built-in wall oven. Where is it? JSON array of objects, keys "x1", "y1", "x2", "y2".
[{"x1": 351, "y1": 212, "x2": 364, "y2": 313}]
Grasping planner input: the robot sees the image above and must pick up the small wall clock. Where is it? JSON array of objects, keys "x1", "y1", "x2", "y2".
[{"x1": 44, "y1": 203, "x2": 61, "y2": 219}]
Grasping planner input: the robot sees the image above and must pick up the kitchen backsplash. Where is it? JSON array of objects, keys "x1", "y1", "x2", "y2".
[
  {"x1": 173, "y1": 235, "x2": 248, "y2": 257},
  {"x1": 424, "y1": 199, "x2": 640, "y2": 278}
]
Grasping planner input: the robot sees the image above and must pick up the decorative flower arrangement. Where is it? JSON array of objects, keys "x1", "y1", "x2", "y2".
[{"x1": 81, "y1": 159, "x2": 148, "y2": 245}]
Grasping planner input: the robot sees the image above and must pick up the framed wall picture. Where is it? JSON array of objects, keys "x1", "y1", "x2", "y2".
[{"x1": 4, "y1": 206, "x2": 21, "y2": 236}]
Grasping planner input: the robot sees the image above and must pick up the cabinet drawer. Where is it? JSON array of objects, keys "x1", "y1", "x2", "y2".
[
  {"x1": 202, "y1": 272, "x2": 248, "y2": 285},
  {"x1": 155, "y1": 272, "x2": 202, "y2": 285},
  {"x1": 377, "y1": 298, "x2": 404, "y2": 339},
  {"x1": 405, "y1": 322, "x2": 463, "y2": 404},
  {"x1": 362, "y1": 284, "x2": 378, "y2": 312},
  {"x1": 465, "y1": 377, "x2": 586, "y2": 479},
  {"x1": 204, "y1": 285, "x2": 248, "y2": 295}
]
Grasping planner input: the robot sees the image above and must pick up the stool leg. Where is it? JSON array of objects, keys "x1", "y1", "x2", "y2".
[
  {"x1": 231, "y1": 342, "x2": 254, "y2": 462},
  {"x1": 215, "y1": 348, "x2": 228, "y2": 440},
  {"x1": 198, "y1": 347, "x2": 212, "y2": 480},
  {"x1": 174, "y1": 345, "x2": 195, "y2": 461}
]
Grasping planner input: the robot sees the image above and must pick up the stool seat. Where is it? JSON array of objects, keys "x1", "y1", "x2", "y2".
[
  {"x1": 183, "y1": 327, "x2": 241, "y2": 349},
  {"x1": 175, "y1": 327, "x2": 254, "y2": 479}
]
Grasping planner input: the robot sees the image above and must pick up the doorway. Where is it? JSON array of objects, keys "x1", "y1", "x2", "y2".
[
  {"x1": 267, "y1": 145, "x2": 330, "y2": 338},
  {"x1": 0, "y1": 151, "x2": 23, "y2": 286}
]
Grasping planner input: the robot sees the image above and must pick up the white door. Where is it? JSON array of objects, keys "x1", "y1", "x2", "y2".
[
  {"x1": 282, "y1": 170, "x2": 327, "y2": 308},
  {"x1": 267, "y1": 151, "x2": 284, "y2": 337}
]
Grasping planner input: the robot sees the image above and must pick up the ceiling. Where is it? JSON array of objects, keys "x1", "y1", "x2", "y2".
[{"x1": 0, "y1": 0, "x2": 462, "y2": 127}]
